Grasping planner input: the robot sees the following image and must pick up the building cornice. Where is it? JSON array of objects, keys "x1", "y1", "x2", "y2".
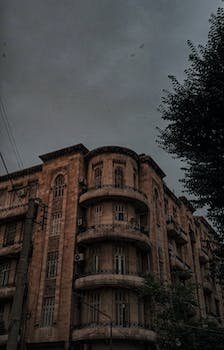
[
  {"x1": 139, "y1": 154, "x2": 166, "y2": 179},
  {"x1": 39, "y1": 143, "x2": 89, "y2": 162},
  {"x1": 0, "y1": 164, "x2": 42, "y2": 183},
  {"x1": 85, "y1": 146, "x2": 139, "y2": 163}
]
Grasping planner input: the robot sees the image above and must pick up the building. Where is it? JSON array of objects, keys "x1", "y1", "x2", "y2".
[{"x1": 0, "y1": 144, "x2": 223, "y2": 350}]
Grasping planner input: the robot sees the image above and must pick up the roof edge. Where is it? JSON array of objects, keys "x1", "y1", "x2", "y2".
[
  {"x1": 39, "y1": 143, "x2": 89, "y2": 162},
  {"x1": 140, "y1": 154, "x2": 166, "y2": 179},
  {"x1": 0, "y1": 164, "x2": 43, "y2": 183}
]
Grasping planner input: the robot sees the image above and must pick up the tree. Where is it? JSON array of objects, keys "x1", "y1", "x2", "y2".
[
  {"x1": 158, "y1": 7, "x2": 224, "y2": 237},
  {"x1": 140, "y1": 273, "x2": 224, "y2": 350}
]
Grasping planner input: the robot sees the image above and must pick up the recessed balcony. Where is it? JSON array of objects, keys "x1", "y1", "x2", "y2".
[
  {"x1": 0, "y1": 285, "x2": 16, "y2": 299},
  {"x1": 77, "y1": 224, "x2": 151, "y2": 250},
  {"x1": 79, "y1": 185, "x2": 148, "y2": 210},
  {"x1": 167, "y1": 222, "x2": 188, "y2": 244},
  {"x1": 170, "y1": 255, "x2": 192, "y2": 279},
  {"x1": 72, "y1": 323, "x2": 157, "y2": 343},
  {"x1": 0, "y1": 203, "x2": 28, "y2": 222},
  {"x1": 0, "y1": 242, "x2": 22, "y2": 259},
  {"x1": 75, "y1": 272, "x2": 144, "y2": 290}
]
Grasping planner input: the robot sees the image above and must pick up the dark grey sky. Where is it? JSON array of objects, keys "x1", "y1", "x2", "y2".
[{"x1": 0, "y1": 0, "x2": 222, "y2": 200}]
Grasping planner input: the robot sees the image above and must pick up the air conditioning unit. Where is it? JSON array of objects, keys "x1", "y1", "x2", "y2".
[
  {"x1": 17, "y1": 189, "x2": 27, "y2": 198},
  {"x1": 74, "y1": 253, "x2": 84, "y2": 262}
]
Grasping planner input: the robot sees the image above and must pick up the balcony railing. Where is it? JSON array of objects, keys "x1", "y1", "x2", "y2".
[
  {"x1": 0, "y1": 203, "x2": 28, "y2": 221},
  {"x1": 76, "y1": 269, "x2": 145, "y2": 278},
  {"x1": 78, "y1": 223, "x2": 149, "y2": 236},
  {"x1": 75, "y1": 321, "x2": 151, "y2": 330},
  {"x1": 81, "y1": 184, "x2": 148, "y2": 199}
]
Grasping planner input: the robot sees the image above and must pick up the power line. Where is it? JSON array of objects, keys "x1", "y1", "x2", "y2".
[{"x1": 0, "y1": 96, "x2": 24, "y2": 169}]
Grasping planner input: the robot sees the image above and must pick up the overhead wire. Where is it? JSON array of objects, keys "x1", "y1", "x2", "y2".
[{"x1": 0, "y1": 96, "x2": 24, "y2": 169}]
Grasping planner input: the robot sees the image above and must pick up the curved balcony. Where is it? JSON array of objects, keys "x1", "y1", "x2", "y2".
[
  {"x1": 167, "y1": 221, "x2": 188, "y2": 245},
  {"x1": 75, "y1": 271, "x2": 144, "y2": 290},
  {"x1": 170, "y1": 255, "x2": 192, "y2": 280},
  {"x1": 0, "y1": 285, "x2": 16, "y2": 299},
  {"x1": 0, "y1": 242, "x2": 22, "y2": 260},
  {"x1": 79, "y1": 185, "x2": 148, "y2": 210},
  {"x1": 72, "y1": 323, "x2": 157, "y2": 343},
  {"x1": 77, "y1": 224, "x2": 151, "y2": 250},
  {"x1": 0, "y1": 203, "x2": 28, "y2": 222}
]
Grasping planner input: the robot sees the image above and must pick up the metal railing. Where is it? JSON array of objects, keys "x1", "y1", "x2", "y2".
[{"x1": 78, "y1": 223, "x2": 149, "y2": 236}]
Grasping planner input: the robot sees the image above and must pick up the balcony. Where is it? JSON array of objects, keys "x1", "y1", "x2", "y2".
[
  {"x1": 199, "y1": 248, "x2": 209, "y2": 264},
  {"x1": 0, "y1": 285, "x2": 16, "y2": 299},
  {"x1": 0, "y1": 203, "x2": 28, "y2": 222},
  {"x1": 170, "y1": 255, "x2": 192, "y2": 279},
  {"x1": 203, "y1": 275, "x2": 213, "y2": 293},
  {"x1": 79, "y1": 185, "x2": 148, "y2": 211},
  {"x1": 0, "y1": 242, "x2": 22, "y2": 260},
  {"x1": 72, "y1": 323, "x2": 157, "y2": 343},
  {"x1": 167, "y1": 221, "x2": 188, "y2": 244},
  {"x1": 75, "y1": 271, "x2": 144, "y2": 290},
  {"x1": 77, "y1": 224, "x2": 151, "y2": 250}
]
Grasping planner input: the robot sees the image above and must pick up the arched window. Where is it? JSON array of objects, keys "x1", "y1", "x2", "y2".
[
  {"x1": 94, "y1": 167, "x2": 102, "y2": 188},
  {"x1": 53, "y1": 175, "x2": 65, "y2": 198},
  {"x1": 114, "y1": 167, "x2": 124, "y2": 188}
]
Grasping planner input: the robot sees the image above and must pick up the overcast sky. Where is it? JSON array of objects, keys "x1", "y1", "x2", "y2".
[{"x1": 0, "y1": 0, "x2": 223, "y2": 202}]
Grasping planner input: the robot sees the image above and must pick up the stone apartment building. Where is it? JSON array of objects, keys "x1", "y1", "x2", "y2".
[{"x1": 0, "y1": 144, "x2": 223, "y2": 350}]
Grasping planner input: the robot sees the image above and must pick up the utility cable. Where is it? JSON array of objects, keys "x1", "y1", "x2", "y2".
[{"x1": 0, "y1": 96, "x2": 23, "y2": 169}]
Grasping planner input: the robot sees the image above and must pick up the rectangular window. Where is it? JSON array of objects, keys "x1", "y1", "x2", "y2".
[
  {"x1": 0, "y1": 263, "x2": 10, "y2": 287},
  {"x1": 50, "y1": 212, "x2": 62, "y2": 236},
  {"x1": 114, "y1": 247, "x2": 126, "y2": 274},
  {"x1": 41, "y1": 297, "x2": 55, "y2": 327},
  {"x1": 114, "y1": 204, "x2": 126, "y2": 221},
  {"x1": 4, "y1": 222, "x2": 17, "y2": 246},
  {"x1": 115, "y1": 291, "x2": 129, "y2": 327},
  {"x1": 91, "y1": 247, "x2": 100, "y2": 273},
  {"x1": 94, "y1": 167, "x2": 102, "y2": 188},
  {"x1": 46, "y1": 252, "x2": 58, "y2": 278},
  {"x1": 0, "y1": 190, "x2": 7, "y2": 208},
  {"x1": 89, "y1": 292, "x2": 100, "y2": 323},
  {"x1": 94, "y1": 205, "x2": 103, "y2": 224}
]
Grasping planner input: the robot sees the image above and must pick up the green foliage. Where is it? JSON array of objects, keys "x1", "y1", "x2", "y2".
[
  {"x1": 140, "y1": 273, "x2": 224, "y2": 350},
  {"x1": 158, "y1": 7, "x2": 224, "y2": 238}
]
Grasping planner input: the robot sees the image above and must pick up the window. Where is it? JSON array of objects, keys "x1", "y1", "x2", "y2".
[
  {"x1": 114, "y1": 204, "x2": 126, "y2": 221},
  {"x1": 53, "y1": 175, "x2": 65, "y2": 198},
  {"x1": 89, "y1": 292, "x2": 100, "y2": 323},
  {"x1": 0, "y1": 263, "x2": 10, "y2": 287},
  {"x1": 94, "y1": 167, "x2": 102, "y2": 188},
  {"x1": 0, "y1": 190, "x2": 6, "y2": 208},
  {"x1": 50, "y1": 212, "x2": 62, "y2": 236},
  {"x1": 4, "y1": 222, "x2": 17, "y2": 246},
  {"x1": 91, "y1": 247, "x2": 100, "y2": 273},
  {"x1": 115, "y1": 291, "x2": 129, "y2": 327},
  {"x1": 114, "y1": 247, "x2": 126, "y2": 274},
  {"x1": 94, "y1": 205, "x2": 103, "y2": 223},
  {"x1": 114, "y1": 167, "x2": 124, "y2": 188},
  {"x1": 46, "y1": 252, "x2": 58, "y2": 278},
  {"x1": 41, "y1": 297, "x2": 55, "y2": 327}
]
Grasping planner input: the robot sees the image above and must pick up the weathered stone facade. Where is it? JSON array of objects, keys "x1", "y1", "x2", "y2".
[{"x1": 0, "y1": 144, "x2": 223, "y2": 350}]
